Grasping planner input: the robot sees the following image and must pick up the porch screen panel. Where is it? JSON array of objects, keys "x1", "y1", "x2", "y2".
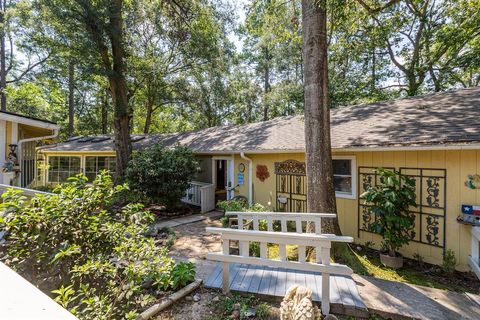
[
  {"x1": 48, "y1": 156, "x2": 81, "y2": 183},
  {"x1": 85, "y1": 156, "x2": 116, "y2": 181}
]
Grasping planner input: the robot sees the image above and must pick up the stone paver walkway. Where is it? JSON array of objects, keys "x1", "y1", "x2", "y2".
[
  {"x1": 353, "y1": 274, "x2": 480, "y2": 320},
  {"x1": 166, "y1": 215, "x2": 480, "y2": 320},
  {"x1": 154, "y1": 210, "x2": 223, "y2": 230}
]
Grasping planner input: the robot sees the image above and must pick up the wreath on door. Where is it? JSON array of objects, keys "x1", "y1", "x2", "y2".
[{"x1": 256, "y1": 165, "x2": 270, "y2": 182}]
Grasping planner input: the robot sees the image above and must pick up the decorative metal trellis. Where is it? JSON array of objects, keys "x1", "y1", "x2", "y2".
[
  {"x1": 357, "y1": 166, "x2": 447, "y2": 251},
  {"x1": 275, "y1": 160, "x2": 307, "y2": 213}
]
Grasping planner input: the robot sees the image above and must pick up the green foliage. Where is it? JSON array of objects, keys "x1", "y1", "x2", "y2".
[
  {"x1": 442, "y1": 249, "x2": 457, "y2": 273},
  {"x1": 361, "y1": 169, "x2": 417, "y2": 256},
  {"x1": 210, "y1": 294, "x2": 258, "y2": 319},
  {"x1": 169, "y1": 261, "x2": 196, "y2": 290},
  {"x1": 0, "y1": 172, "x2": 194, "y2": 319},
  {"x1": 217, "y1": 198, "x2": 267, "y2": 228},
  {"x1": 125, "y1": 145, "x2": 198, "y2": 208},
  {"x1": 217, "y1": 198, "x2": 267, "y2": 213},
  {"x1": 255, "y1": 303, "x2": 273, "y2": 320}
]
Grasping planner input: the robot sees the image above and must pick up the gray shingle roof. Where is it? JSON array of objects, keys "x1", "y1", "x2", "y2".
[{"x1": 40, "y1": 86, "x2": 480, "y2": 153}]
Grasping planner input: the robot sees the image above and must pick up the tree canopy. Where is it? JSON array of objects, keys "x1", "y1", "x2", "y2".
[{"x1": 1, "y1": 0, "x2": 478, "y2": 138}]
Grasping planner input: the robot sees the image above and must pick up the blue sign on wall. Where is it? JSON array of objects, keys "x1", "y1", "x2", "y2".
[{"x1": 237, "y1": 172, "x2": 244, "y2": 185}]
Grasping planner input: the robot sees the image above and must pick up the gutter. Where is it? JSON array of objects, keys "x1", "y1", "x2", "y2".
[
  {"x1": 17, "y1": 128, "x2": 59, "y2": 186},
  {"x1": 240, "y1": 152, "x2": 253, "y2": 206}
]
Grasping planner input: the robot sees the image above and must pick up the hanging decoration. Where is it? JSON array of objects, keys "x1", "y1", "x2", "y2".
[
  {"x1": 465, "y1": 174, "x2": 480, "y2": 190},
  {"x1": 256, "y1": 165, "x2": 270, "y2": 182}
]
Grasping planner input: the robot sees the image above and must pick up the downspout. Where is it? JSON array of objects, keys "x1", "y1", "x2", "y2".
[
  {"x1": 17, "y1": 128, "x2": 59, "y2": 187},
  {"x1": 240, "y1": 152, "x2": 253, "y2": 206}
]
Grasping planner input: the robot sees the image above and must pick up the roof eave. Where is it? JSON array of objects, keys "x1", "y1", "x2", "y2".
[{"x1": 0, "y1": 112, "x2": 60, "y2": 130}]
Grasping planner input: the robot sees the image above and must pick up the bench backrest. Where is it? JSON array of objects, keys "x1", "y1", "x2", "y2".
[{"x1": 226, "y1": 211, "x2": 337, "y2": 234}]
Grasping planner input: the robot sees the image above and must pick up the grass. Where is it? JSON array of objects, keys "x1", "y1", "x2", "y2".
[
  {"x1": 248, "y1": 241, "x2": 477, "y2": 293},
  {"x1": 335, "y1": 244, "x2": 478, "y2": 292}
]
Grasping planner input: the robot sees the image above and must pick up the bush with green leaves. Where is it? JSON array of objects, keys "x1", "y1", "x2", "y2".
[
  {"x1": 442, "y1": 249, "x2": 457, "y2": 273},
  {"x1": 125, "y1": 144, "x2": 198, "y2": 208},
  {"x1": 217, "y1": 198, "x2": 267, "y2": 228},
  {"x1": 0, "y1": 172, "x2": 195, "y2": 320},
  {"x1": 361, "y1": 168, "x2": 417, "y2": 257}
]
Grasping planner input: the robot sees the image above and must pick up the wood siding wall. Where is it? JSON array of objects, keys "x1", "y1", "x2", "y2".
[{"x1": 233, "y1": 150, "x2": 480, "y2": 271}]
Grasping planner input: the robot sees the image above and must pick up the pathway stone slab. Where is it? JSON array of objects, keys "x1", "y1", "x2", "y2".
[
  {"x1": 154, "y1": 210, "x2": 223, "y2": 230},
  {"x1": 353, "y1": 274, "x2": 480, "y2": 320}
]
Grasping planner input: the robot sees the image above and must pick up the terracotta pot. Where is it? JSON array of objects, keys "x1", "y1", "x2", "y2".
[{"x1": 380, "y1": 252, "x2": 403, "y2": 269}]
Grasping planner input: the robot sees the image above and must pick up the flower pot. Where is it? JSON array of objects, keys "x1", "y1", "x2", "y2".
[{"x1": 380, "y1": 252, "x2": 403, "y2": 269}]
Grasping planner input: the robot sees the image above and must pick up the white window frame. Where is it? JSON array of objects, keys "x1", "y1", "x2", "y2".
[
  {"x1": 84, "y1": 155, "x2": 116, "y2": 181},
  {"x1": 333, "y1": 155, "x2": 356, "y2": 199},
  {"x1": 46, "y1": 155, "x2": 82, "y2": 183}
]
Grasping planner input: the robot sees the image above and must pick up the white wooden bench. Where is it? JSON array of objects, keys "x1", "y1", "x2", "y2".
[{"x1": 206, "y1": 211, "x2": 354, "y2": 315}]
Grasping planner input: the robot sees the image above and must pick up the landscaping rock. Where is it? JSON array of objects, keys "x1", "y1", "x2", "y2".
[
  {"x1": 245, "y1": 308, "x2": 256, "y2": 318},
  {"x1": 323, "y1": 315, "x2": 338, "y2": 320},
  {"x1": 193, "y1": 293, "x2": 201, "y2": 302},
  {"x1": 211, "y1": 296, "x2": 220, "y2": 302}
]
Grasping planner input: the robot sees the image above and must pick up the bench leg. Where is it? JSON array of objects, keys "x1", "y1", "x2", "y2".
[
  {"x1": 322, "y1": 273, "x2": 330, "y2": 315},
  {"x1": 222, "y1": 262, "x2": 230, "y2": 294}
]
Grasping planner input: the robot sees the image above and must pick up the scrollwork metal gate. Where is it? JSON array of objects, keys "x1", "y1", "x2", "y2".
[
  {"x1": 358, "y1": 166, "x2": 447, "y2": 252},
  {"x1": 274, "y1": 160, "x2": 307, "y2": 212}
]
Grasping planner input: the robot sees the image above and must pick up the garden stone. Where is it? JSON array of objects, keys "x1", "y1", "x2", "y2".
[
  {"x1": 245, "y1": 308, "x2": 256, "y2": 317},
  {"x1": 211, "y1": 296, "x2": 220, "y2": 302},
  {"x1": 230, "y1": 303, "x2": 241, "y2": 319},
  {"x1": 193, "y1": 293, "x2": 201, "y2": 302},
  {"x1": 323, "y1": 315, "x2": 338, "y2": 320},
  {"x1": 185, "y1": 295, "x2": 193, "y2": 301}
]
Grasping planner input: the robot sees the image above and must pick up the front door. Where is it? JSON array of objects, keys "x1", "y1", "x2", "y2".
[{"x1": 213, "y1": 158, "x2": 234, "y2": 202}]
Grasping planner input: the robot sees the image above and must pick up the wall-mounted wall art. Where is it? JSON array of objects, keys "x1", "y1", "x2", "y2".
[
  {"x1": 465, "y1": 174, "x2": 480, "y2": 190},
  {"x1": 256, "y1": 165, "x2": 270, "y2": 182}
]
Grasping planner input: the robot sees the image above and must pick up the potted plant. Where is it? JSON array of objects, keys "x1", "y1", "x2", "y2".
[{"x1": 361, "y1": 169, "x2": 417, "y2": 268}]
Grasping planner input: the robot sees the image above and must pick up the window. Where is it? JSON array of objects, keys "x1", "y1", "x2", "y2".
[
  {"x1": 85, "y1": 156, "x2": 116, "y2": 181},
  {"x1": 333, "y1": 156, "x2": 356, "y2": 199},
  {"x1": 48, "y1": 156, "x2": 81, "y2": 183}
]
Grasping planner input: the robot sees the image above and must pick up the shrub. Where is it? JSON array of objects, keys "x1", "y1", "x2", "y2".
[
  {"x1": 361, "y1": 168, "x2": 417, "y2": 257},
  {"x1": 125, "y1": 144, "x2": 198, "y2": 208},
  {"x1": 217, "y1": 199, "x2": 268, "y2": 228},
  {"x1": 442, "y1": 249, "x2": 457, "y2": 273},
  {"x1": 0, "y1": 172, "x2": 194, "y2": 319}
]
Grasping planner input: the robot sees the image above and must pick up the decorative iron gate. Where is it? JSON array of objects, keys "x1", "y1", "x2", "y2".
[
  {"x1": 274, "y1": 160, "x2": 307, "y2": 212},
  {"x1": 358, "y1": 166, "x2": 447, "y2": 251}
]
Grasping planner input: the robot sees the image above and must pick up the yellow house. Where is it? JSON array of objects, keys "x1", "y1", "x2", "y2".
[
  {"x1": 0, "y1": 110, "x2": 59, "y2": 187},
  {"x1": 38, "y1": 87, "x2": 480, "y2": 275}
]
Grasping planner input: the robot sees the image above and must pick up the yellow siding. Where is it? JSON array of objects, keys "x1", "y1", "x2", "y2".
[
  {"x1": 229, "y1": 150, "x2": 480, "y2": 271},
  {"x1": 6, "y1": 121, "x2": 11, "y2": 146}
]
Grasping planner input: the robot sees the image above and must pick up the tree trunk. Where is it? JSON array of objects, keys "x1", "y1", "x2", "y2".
[
  {"x1": 263, "y1": 47, "x2": 271, "y2": 121},
  {"x1": 144, "y1": 99, "x2": 153, "y2": 134},
  {"x1": 0, "y1": 0, "x2": 6, "y2": 111},
  {"x1": 102, "y1": 88, "x2": 108, "y2": 134},
  {"x1": 302, "y1": 0, "x2": 341, "y2": 235},
  {"x1": 108, "y1": 0, "x2": 132, "y2": 182},
  {"x1": 68, "y1": 59, "x2": 75, "y2": 137}
]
